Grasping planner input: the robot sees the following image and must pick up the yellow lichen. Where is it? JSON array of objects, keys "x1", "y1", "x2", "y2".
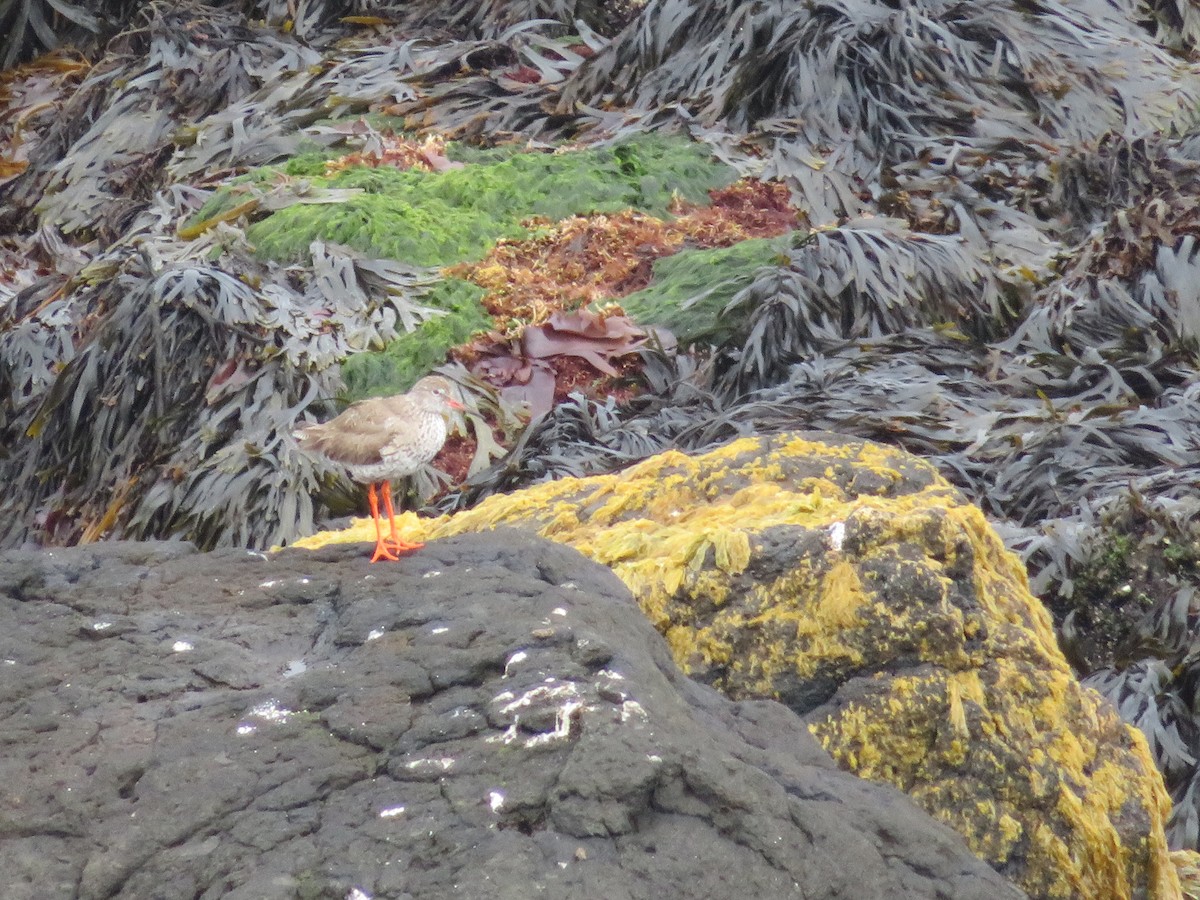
[
  {"x1": 712, "y1": 528, "x2": 752, "y2": 575},
  {"x1": 290, "y1": 432, "x2": 1180, "y2": 900},
  {"x1": 947, "y1": 678, "x2": 970, "y2": 739},
  {"x1": 815, "y1": 560, "x2": 869, "y2": 630}
]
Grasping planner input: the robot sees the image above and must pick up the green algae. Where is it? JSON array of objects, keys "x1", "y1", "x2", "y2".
[
  {"x1": 442, "y1": 141, "x2": 527, "y2": 166},
  {"x1": 338, "y1": 278, "x2": 490, "y2": 400},
  {"x1": 281, "y1": 151, "x2": 337, "y2": 177},
  {"x1": 223, "y1": 134, "x2": 737, "y2": 394},
  {"x1": 245, "y1": 134, "x2": 736, "y2": 265},
  {"x1": 187, "y1": 133, "x2": 744, "y2": 404},
  {"x1": 618, "y1": 233, "x2": 793, "y2": 345}
]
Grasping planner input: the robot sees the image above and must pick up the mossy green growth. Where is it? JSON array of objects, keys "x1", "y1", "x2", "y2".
[
  {"x1": 338, "y1": 278, "x2": 490, "y2": 401},
  {"x1": 188, "y1": 166, "x2": 294, "y2": 225},
  {"x1": 618, "y1": 234, "x2": 793, "y2": 346},
  {"x1": 187, "y1": 141, "x2": 521, "y2": 228},
  {"x1": 442, "y1": 141, "x2": 528, "y2": 166},
  {"x1": 245, "y1": 134, "x2": 737, "y2": 265},
  {"x1": 281, "y1": 151, "x2": 336, "y2": 177}
]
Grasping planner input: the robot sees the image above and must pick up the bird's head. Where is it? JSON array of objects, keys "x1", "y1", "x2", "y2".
[{"x1": 411, "y1": 375, "x2": 465, "y2": 412}]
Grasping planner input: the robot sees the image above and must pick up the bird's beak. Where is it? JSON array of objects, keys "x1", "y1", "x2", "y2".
[{"x1": 447, "y1": 398, "x2": 465, "y2": 411}]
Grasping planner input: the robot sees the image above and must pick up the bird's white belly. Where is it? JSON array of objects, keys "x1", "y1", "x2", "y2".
[{"x1": 342, "y1": 460, "x2": 423, "y2": 483}]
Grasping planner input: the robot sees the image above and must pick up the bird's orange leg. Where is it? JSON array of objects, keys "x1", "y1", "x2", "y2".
[
  {"x1": 368, "y1": 483, "x2": 400, "y2": 563},
  {"x1": 382, "y1": 482, "x2": 425, "y2": 553}
]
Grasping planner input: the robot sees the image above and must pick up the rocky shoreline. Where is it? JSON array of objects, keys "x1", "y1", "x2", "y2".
[{"x1": 0, "y1": 533, "x2": 1024, "y2": 900}]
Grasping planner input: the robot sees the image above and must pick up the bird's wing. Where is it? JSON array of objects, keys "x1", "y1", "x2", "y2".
[{"x1": 296, "y1": 396, "x2": 418, "y2": 465}]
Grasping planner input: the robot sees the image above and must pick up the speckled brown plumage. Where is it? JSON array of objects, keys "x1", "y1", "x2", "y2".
[{"x1": 295, "y1": 375, "x2": 463, "y2": 561}]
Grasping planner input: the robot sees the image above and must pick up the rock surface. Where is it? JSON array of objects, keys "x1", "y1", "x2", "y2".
[
  {"x1": 305, "y1": 432, "x2": 1180, "y2": 899},
  {"x1": 0, "y1": 535, "x2": 1022, "y2": 899}
]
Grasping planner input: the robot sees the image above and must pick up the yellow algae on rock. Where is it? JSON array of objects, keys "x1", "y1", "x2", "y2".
[{"x1": 293, "y1": 431, "x2": 1180, "y2": 900}]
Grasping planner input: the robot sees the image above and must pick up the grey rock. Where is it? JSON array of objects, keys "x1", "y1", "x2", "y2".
[{"x1": 0, "y1": 533, "x2": 1025, "y2": 899}]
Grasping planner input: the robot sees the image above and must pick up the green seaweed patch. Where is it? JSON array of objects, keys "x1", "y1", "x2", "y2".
[
  {"x1": 618, "y1": 234, "x2": 793, "y2": 345},
  {"x1": 249, "y1": 188, "x2": 514, "y2": 267},
  {"x1": 282, "y1": 150, "x2": 337, "y2": 177},
  {"x1": 245, "y1": 134, "x2": 737, "y2": 265},
  {"x1": 339, "y1": 278, "x2": 490, "y2": 401},
  {"x1": 187, "y1": 139, "x2": 517, "y2": 227},
  {"x1": 442, "y1": 141, "x2": 528, "y2": 166},
  {"x1": 188, "y1": 165, "x2": 297, "y2": 225}
]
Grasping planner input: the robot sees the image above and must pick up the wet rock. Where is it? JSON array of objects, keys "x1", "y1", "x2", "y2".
[
  {"x1": 0, "y1": 534, "x2": 1021, "y2": 899},
  {"x1": 312, "y1": 432, "x2": 1181, "y2": 899}
]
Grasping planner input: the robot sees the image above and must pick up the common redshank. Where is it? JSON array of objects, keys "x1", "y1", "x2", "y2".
[{"x1": 295, "y1": 375, "x2": 464, "y2": 562}]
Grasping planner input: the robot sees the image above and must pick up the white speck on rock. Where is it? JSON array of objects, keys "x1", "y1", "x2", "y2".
[
  {"x1": 828, "y1": 521, "x2": 846, "y2": 552},
  {"x1": 378, "y1": 805, "x2": 406, "y2": 819},
  {"x1": 258, "y1": 580, "x2": 280, "y2": 589},
  {"x1": 619, "y1": 700, "x2": 647, "y2": 723},
  {"x1": 552, "y1": 607, "x2": 568, "y2": 616},
  {"x1": 488, "y1": 790, "x2": 505, "y2": 812},
  {"x1": 431, "y1": 626, "x2": 448, "y2": 635},
  {"x1": 172, "y1": 640, "x2": 193, "y2": 653},
  {"x1": 346, "y1": 888, "x2": 373, "y2": 900},
  {"x1": 423, "y1": 570, "x2": 442, "y2": 579},
  {"x1": 503, "y1": 650, "x2": 528, "y2": 677},
  {"x1": 283, "y1": 660, "x2": 307, "y2": 678},
  {"x1": 92, "y1": 621, "x2": 113, "y2": 631},
  {"x1": 486, "y1": 721, "x2": 519, "y2": 745},
  {"x1": 248, "y1": 700, "x2": 293, "y2": 724},
  {"x1": 405, "y1": 757, "x2": 455, "y2": 772},
  {"x1": 366, "y1": 628, "x2": 385, "y2": 641},
  {"x1": 500, "y1": 682, "x2": 579, "y2": 714},
  {"x1": 522, "y1": 700, "x2": 583, "y2": 748}
]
